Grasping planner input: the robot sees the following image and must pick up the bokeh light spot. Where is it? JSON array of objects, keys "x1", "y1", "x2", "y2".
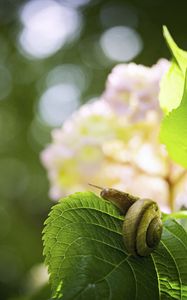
[
  {"x1": 100, "y1": 26, "x2": 143, "y2": 62},
  {"x1": 26, "y1": 263, "x2": 49, "y2": 291},
  {"x1": 38, "y1": 83, "x2": 80, "y2": 127},
  {"x1": 47, "y1": 64, "x2": 89, "y2": 93},
  {"x1": 19, "y1": 0, "x2": 82, "y2": 59}
]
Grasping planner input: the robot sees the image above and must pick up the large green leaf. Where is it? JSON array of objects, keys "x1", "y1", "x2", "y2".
[
  {"x1": 160, "y1": 70, "x2": 187, "y2": 167},
  {"x1": 159, "y1": 26, "x2": 187, "y2": 113},
  {"x1": 159, "y1": 59, "x2": 184, "y2": 113},
  {"x1": 159, "y1": 27, "x2": 187, "y2": 167},
  {"x1": 43, "y1": 192, "x2": 187, "y2": 300},
  {"x1": 163, "y1": 26, "x2": 187, "y2": 72}
]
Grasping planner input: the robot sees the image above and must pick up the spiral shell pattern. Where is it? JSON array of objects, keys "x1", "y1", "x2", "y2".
[{"x1": 123, "y1": 199, "x2": 162, "y2": 256}]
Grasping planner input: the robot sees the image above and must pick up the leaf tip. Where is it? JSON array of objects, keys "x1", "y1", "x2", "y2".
[
  {"x1": 163, "y1": 25, "x2": 169, "y2": 38},
  {"x1": 163, "y1": 26, "x2": 174, "y2": 47},
  {"x1": 162, "y1": 26, "x2": 174, "y2": 46}
]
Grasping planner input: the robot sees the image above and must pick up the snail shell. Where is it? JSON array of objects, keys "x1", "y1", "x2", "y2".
[
  {"x1": 92, "y1": 185, "x2": 163, "y2": 257},
  {"x1": 122, "y1": 198, "x2": 162, "y2": 257}
]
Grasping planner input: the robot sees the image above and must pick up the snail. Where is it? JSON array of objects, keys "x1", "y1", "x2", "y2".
[{"x1": 89, "y1": 184, "x2": 163, "y2": 257}]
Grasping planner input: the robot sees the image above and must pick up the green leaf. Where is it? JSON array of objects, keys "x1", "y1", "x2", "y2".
[
  {"x1": 163, "y1": 26, "x2": 187, "y2": 73},
  {"x1": 163, "y1": 210, "x2": 187, "y2": 221},
  {"x1": 159, "y1": 60, "x2": 184, "y2": 113},
  {"x1": 43, "y1": 192, "x2": 187, "y2": 300},
  {"x1": 160, "y1": 70, "x2": 187, "y2": 167},
  {"x1": 159, "y1": 26, "x2": 187, "y2": 113},
  {"x1": 159, "y1": 27, "x2": 187, "y2": 167}
]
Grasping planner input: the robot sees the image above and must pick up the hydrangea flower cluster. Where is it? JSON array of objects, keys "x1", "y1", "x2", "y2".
[{"x1": 41, "y1": 59, "x2": 187, "y2": 213}]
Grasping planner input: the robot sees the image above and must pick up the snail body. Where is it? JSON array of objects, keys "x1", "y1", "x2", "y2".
[{"x1": 89, "y1": 184, "x2": 163, "y2": 257}]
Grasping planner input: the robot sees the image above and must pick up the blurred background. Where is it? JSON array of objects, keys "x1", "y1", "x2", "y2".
[{"x1": 0, "y1": 0, "x2": 187, "y2": 299}]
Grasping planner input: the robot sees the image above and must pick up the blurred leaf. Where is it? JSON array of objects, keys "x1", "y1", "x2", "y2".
[
  {"x1": 159, "y1": 26, "x2": 187, "y2": 113},
  {"x1": 163, "y1": 26, "x2": 187, "y2": 72},
  {"x1": 159, "y1": 27, "x2": 187, "y2": 167},
  {"x1": 162, "y1": 210, "x2": 187, "y2": 221},
  {"x1": 160, "y1": 70, "x2": 187, "y2": 167},
  {"x1": 43, "y1": 192, "x2": 187, "y2": 300},
  {"x1": 159, "y1": 60, "x2": 184, "y2": 113}
]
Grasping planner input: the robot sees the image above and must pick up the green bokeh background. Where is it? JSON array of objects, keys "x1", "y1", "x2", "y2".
[{"x1": 0, "y1": 0, "x2": 187, "y2": 299}]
